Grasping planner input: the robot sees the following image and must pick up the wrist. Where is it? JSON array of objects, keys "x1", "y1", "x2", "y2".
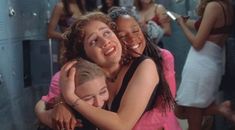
[
  {"x1": 60, "y1": 33, "x2": 67, "y2": 40},
  {"x1": 181, "y1": 15, "x2": 190, "y2": 23},
  {"x1": 71, "y1": 97, "x2": 81, "y2": 108}
]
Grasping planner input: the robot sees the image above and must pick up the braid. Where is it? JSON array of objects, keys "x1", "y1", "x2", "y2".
[{"x1": 143, "y1": 32, "x2": 175, "y2": 112}]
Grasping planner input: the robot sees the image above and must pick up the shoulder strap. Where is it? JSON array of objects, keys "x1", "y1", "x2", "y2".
[
  {"x1": 110, "y1": 56, "x2": 149, "y2": 112},
  {"x1": 218, "y1": 1, "x2": 227, "y2": 25}
]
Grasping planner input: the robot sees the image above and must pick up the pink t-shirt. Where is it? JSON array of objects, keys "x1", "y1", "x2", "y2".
[{"x1": 41, "y1": 71, "x2": 61, "y2": 103}]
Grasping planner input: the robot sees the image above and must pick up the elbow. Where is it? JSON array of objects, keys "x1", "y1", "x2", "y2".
[
  {"x1": 192, "y1": 42, "x2": 204, "y2": 51},
  {"x1": 47, "y1": 32, "x2": 52, "y2": 39},
  {"x1": 163, "y1": 29, "x2": 172, "y2": 36},
  {"x1": 164, "y1": 31, "x2": 171, "y2": 36}
]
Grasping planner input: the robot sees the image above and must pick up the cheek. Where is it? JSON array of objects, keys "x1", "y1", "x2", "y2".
[
  {"x1": 102, "y1": 93, "x2": 109, "y2": 101},
  {"x1": 86, "y1": 100, "x2": 95, "y2": 106},
  {"x1": 85, "y1": 46, "x2": 101, "y2": 59}
]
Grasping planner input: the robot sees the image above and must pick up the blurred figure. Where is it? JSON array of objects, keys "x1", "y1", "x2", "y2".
[
  {"x1": 83, "y1": 0, "x2": 98, "y2": 12},
  {"x1": 98, "y1": 0, "x2": 119, "y2": 14},
  {"x1": 174, "y1": 0, "x2": 234, "y2": 130},
  {"x1": 134, "y1": 0, "x2": 172, "y2": 36},
  {"x1": 47, "y1": 0, "x2": 85, "y2": 65},
  {"x1": 134, "y1": 0, "x2": 172, "y2": 47}
]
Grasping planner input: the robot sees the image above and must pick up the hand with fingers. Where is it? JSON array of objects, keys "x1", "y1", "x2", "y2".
[
  {"x1": 60, "y1": 60, "x2": 79, "y2": 106},
  {"x1": 51, "y1": 102, "x2": 83, "y2": 130}
]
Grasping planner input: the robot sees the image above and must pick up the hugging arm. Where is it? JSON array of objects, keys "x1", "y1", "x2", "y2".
[
  {"x1": 34, "y1": 71, "x2": 78, "y2": 130},
  {"x1": 61, "y1": 59, "x2": 159, "y2": 130}
]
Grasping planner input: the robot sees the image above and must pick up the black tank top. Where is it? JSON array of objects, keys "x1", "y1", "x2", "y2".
[{"x1": 110, "y1": 56, "x2": 159, "y2": 112}]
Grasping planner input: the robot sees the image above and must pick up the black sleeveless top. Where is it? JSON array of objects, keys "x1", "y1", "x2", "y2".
[{"x1": 110, "y1": 55, "x2": 159, "y2": 112}]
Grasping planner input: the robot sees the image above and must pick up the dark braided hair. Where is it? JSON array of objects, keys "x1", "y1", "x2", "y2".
[
  {"x1": 62, "y1": 11, "x2": 116, "y2": 63},
  {"x1": 108, "y1": 7, "x2": 175, "y2": 112}
]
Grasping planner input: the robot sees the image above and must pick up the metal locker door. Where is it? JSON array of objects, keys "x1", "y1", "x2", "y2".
[{"x1": 0, "y1": 41, "x2": 17, "y2": 130}]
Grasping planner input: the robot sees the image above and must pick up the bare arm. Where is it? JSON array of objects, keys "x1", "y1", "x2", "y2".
[
  {"x1": 61, "y1": 59, "x2": 159, "y2": 130},
  {"x1": 156, "y1": 4, "x2": 172, "y2": 36},
  {"x1": 47, "y1": 3, "x2": 66, "y2": 40},
  {"x1": 177, "y1": 2, "x2": 219, "y2": 50},
  {"x1": 35, "y1": 71, "x2": 77, "y2": 130},
  {"x1": 35, "y1": 100, "x2": 53, "y2": 128}
]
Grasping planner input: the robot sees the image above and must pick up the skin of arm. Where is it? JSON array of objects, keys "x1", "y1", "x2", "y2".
[
  {"x1": 61, "y1": 59, "x2": 159, "y2": 130},
  {"x1": 177, "y1": 2, "x2": 219, "y2": 50},
  {"x1": 35, "y1": 100, "x2": 53, "y2": 128},
  {"x1": 47, "y1": 3, "x2": 66, "y2": 41},
  {"x1": 34, "y1": 70, "x2": 78, "y2": 130},
  {"x1": 185, "y1": 19, "x2": 196, "y2": 30},
  {"x1": 156, "y1": 4, "x2": 172, "y2": 36}
]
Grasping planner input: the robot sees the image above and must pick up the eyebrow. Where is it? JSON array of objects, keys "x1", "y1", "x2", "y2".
[
  {"x1": 86, "y1": 26, "x2": 109, "y2": 40},
  {"x1": 80, "y1": 86, "x2": 107, "y2": 99}
]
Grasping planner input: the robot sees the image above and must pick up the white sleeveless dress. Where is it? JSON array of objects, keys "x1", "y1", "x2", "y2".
[{"x1": 176, "y1": 41, "x2": 225, "y2": 108}]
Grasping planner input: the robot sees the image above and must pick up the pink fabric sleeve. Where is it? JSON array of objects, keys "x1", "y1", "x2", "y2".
[
  {"x1": 160, "y1": 48, "x2": 176, "y2": 97},
  {"x1": 41, "y1": 71, "x2": 61, "y2": 103},
  {"x1": 133, "y1": 49, "x2": 182, "y2": 130}
]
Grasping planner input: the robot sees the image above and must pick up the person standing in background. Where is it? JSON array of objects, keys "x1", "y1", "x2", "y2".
[
  {"x1": 174, "y1": 0, "x2": 234, "y2": 130},
  {"x1": 134, "y1": 0, "x2": 172, "y2": 36},
  {"x1": 134, "y1": 0, "x2": 172, "y2": 47},
  {"x1": 98, "y1": 0, "x2": 119, "y2": 14},
  {"x1": 47, "y1": 0, "x2": 85, "y2": 65}
]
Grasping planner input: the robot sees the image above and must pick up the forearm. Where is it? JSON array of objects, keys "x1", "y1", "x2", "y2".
[
  {"x1": 185, "y1": 19, "x2": 196, "y2": 30},
  {"x1": 47, "y1": 31, "x2": 65, "y2": 41},
  {"x1": 35, "y1": 100, "x2": 53, "y2": 128},
  {"x1": 178, "y1": 21, "x2": 199, "y2": 49},
  {"x1": 162, "y1": 25, "x2": 172, "y2": 36}
]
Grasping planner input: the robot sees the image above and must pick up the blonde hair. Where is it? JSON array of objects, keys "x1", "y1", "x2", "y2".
[{"x1": 75, "y1": 58, "x2": 105, "y2": 87}]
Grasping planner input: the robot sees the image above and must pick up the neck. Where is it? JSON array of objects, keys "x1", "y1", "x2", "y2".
[{"x1": 103, "y1": 64, "x2": 121, "y2": 82}]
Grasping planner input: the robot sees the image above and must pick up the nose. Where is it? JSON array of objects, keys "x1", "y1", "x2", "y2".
[
  {"x1": 100, "y1": 37, "x2": 110, "y2": 48},
  {"x1": 125, "y1": 33, "x2": 136, "y2": 45},
  {"x1": 93, "y1": 96, "x2": 104, "y2": 108}
]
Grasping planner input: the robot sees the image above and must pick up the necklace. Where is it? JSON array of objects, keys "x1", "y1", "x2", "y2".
[{"x1": 106, "y1": 67, "x2": 122, "y2": 83}]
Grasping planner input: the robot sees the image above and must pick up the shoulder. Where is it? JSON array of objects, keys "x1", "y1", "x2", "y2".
[
  {"x1": 160, "y1": 48, "x2": 174, "y2": 59},
  {"x1": 51, "y1": 71, "x2": 61, "y2": 83},
  {"x1": 54, "y1": 2, "x2": 64, "y2": 12},
  {"x1": 205, "y1": 1, "x2": 221, "y2": 13},
  {"x1": 154, "y1": 4, "x2": 166, "y2": 12},
  {"x1": 203, "y1": 1, "x2": 221, "y2": 19},
  {"x1": 137, "y1": 57, "x2": 156, "y2": 71}
]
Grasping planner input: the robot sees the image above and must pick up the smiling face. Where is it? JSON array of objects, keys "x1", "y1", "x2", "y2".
[
  {"x1": 75, "y1": 76, "x2": 109, "y2": 108},
  {"x1": 115, "y1": 15, "x2": 146, "y2": 56},
  {"x1": 83, "y1": 20, "x2": 122, "y2": 68}
]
